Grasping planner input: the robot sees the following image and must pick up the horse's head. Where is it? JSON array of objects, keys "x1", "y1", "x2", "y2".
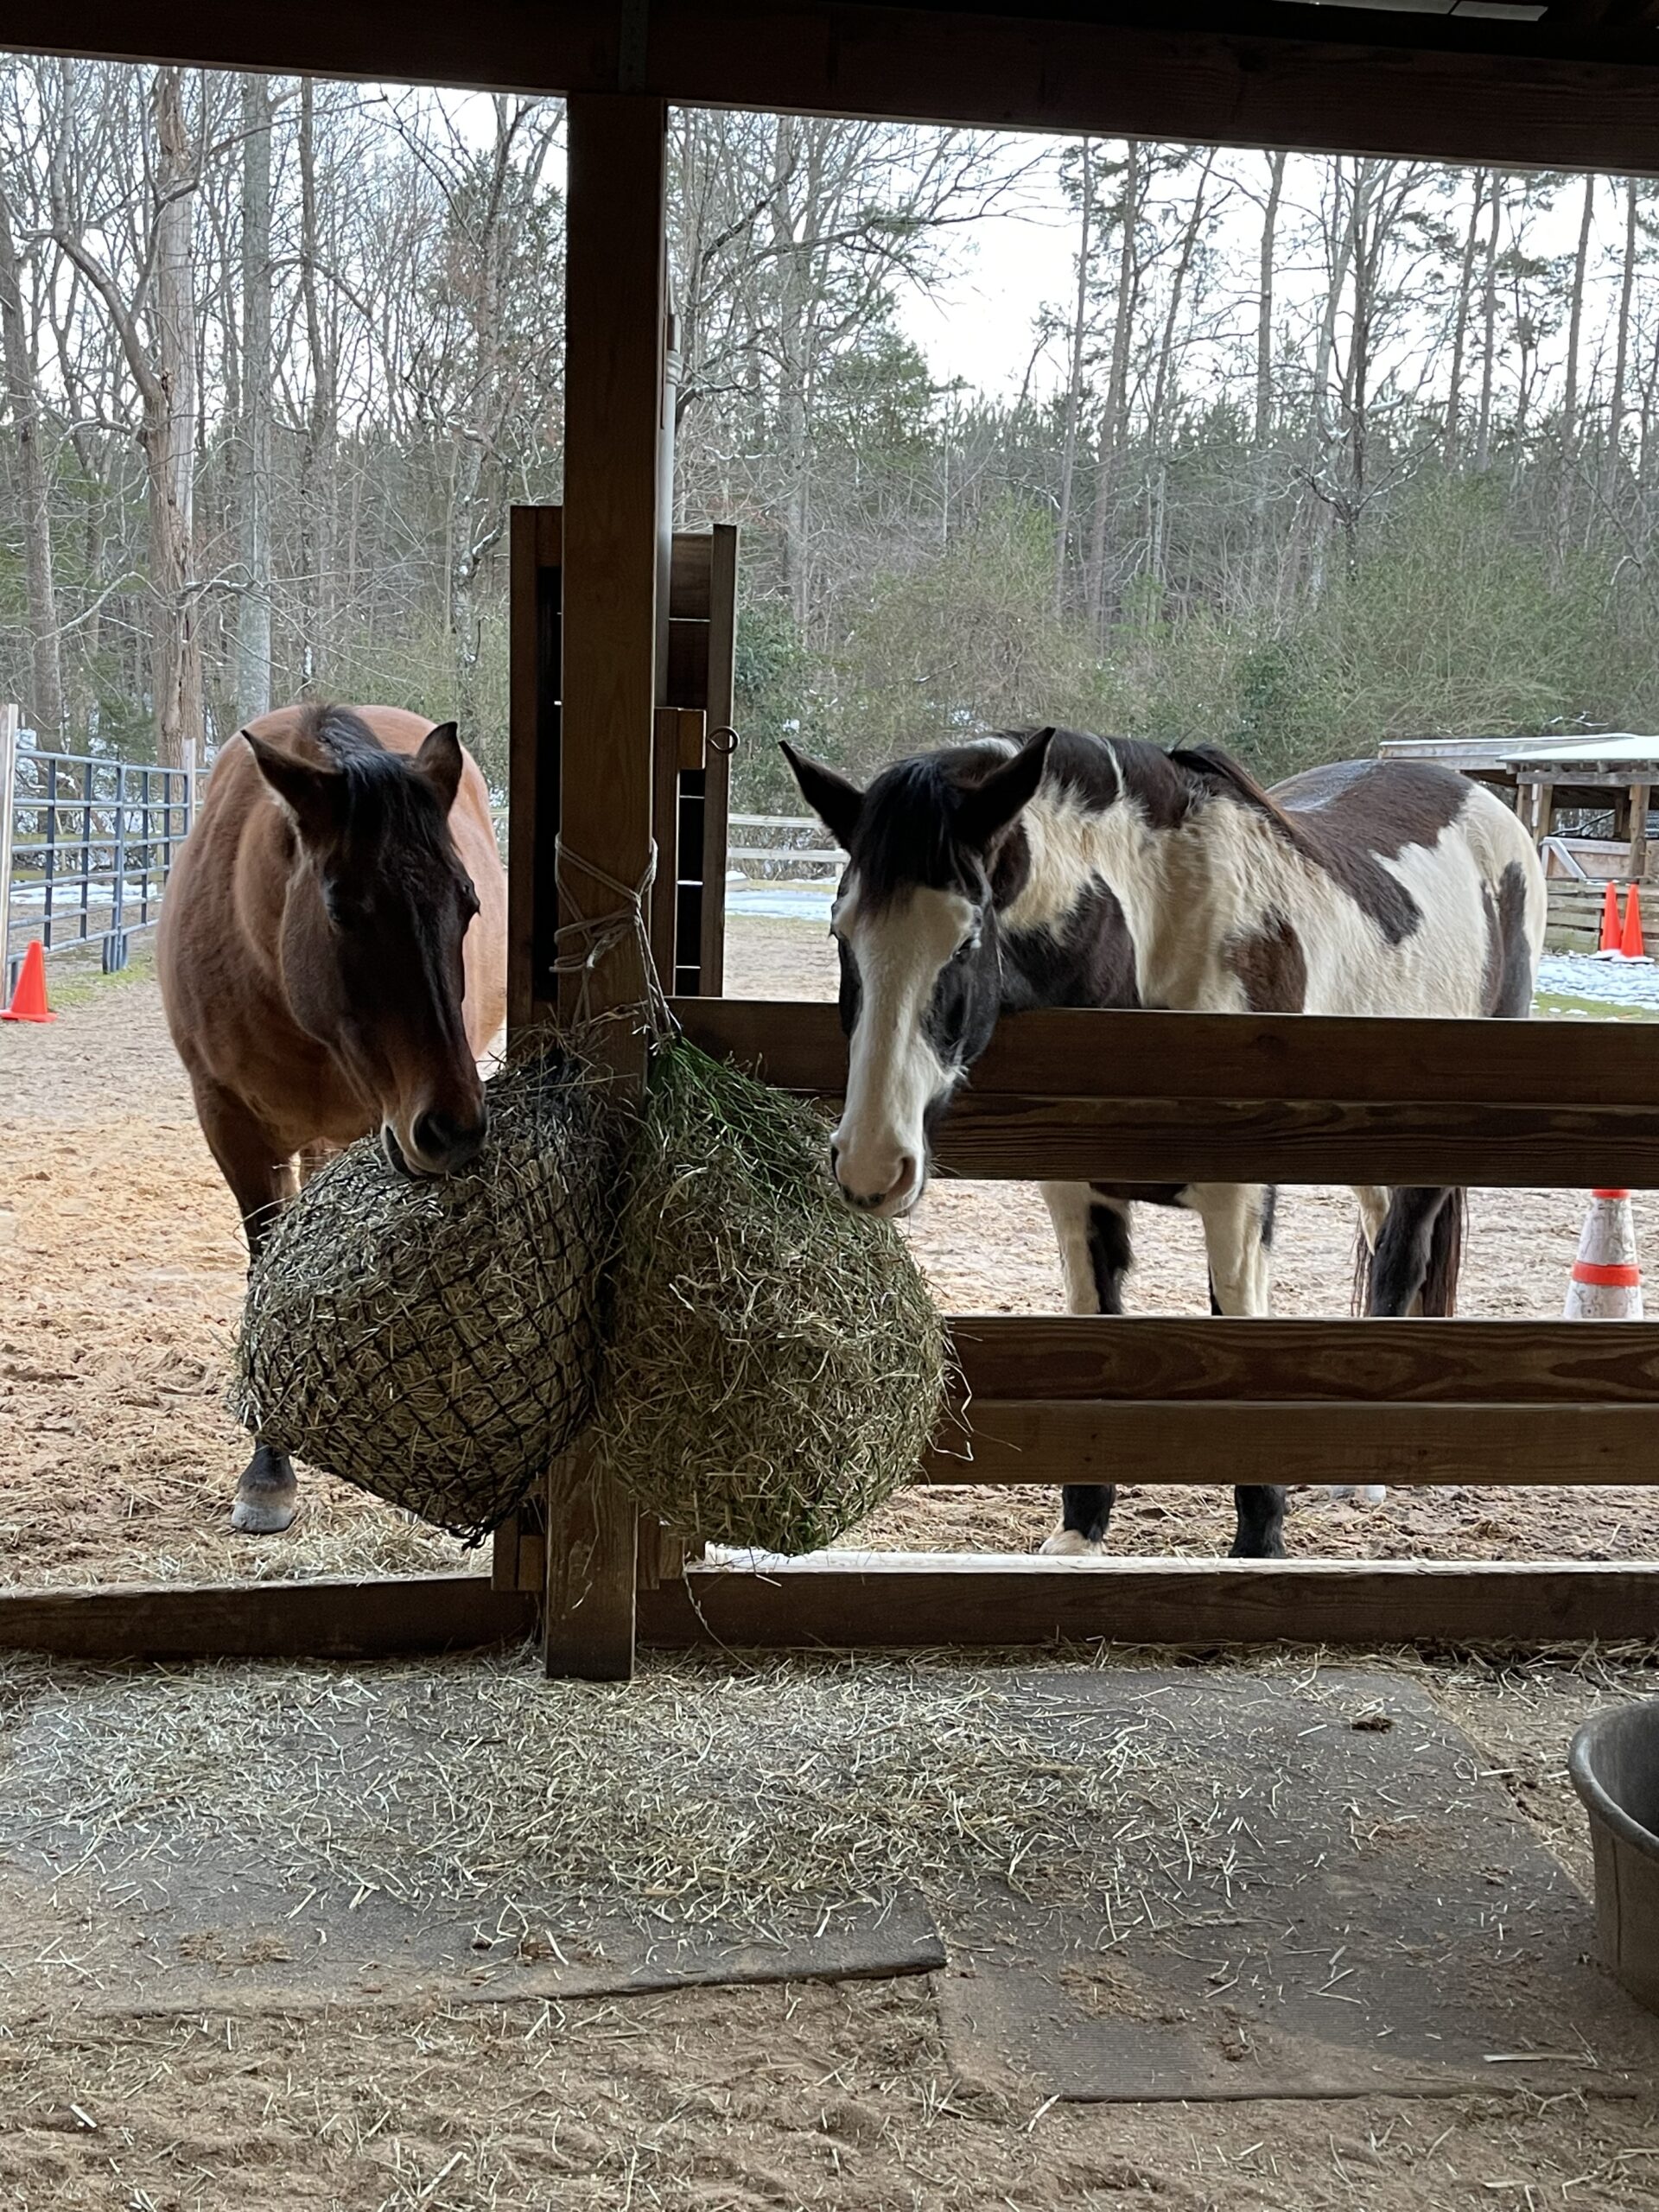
[
  {"x1": 784, "y1": 728, "x2": 1055, "y2": 1217},
  {"x1": 245, "y1": 717, "x2": 487, "y2": 1178}
]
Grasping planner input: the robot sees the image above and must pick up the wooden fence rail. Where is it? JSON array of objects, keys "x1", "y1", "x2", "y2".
[{"x1": 671, "y1": 999, "x2": 1659, "y2": 1186}]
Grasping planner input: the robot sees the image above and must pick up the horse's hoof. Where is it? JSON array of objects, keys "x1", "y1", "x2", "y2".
[
  {"x1": 1040, "y1": 1529, "x2": 1104, "y2": 1557},
  {"x1": 232, "y1": 1494, "x2": 298, "y2": 1535}
]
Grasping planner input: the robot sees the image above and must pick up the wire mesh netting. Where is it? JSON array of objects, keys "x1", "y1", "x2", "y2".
[{"x1": 232, "y1": 1046, "x2": 624, "y2": 1542}]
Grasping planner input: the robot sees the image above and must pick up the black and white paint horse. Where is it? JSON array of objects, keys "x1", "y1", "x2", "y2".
[{"x1": 784, "y1": 727, "x2": 1547, "y2": 1559}]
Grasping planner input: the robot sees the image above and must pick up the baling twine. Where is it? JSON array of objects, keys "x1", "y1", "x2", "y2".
[{"x1": 550, "y1": 836, "x2": 678, "y2": 1036}]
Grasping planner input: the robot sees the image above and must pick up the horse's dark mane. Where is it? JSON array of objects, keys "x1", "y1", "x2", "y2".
[
  {"x1": 1168, "y1": 741, "x2": 1306, "y2": 845},
  {"x1": 298, "y1": 702, "x2": 450, "y2": 854},
  {"x1": 849, "y1": 742, "x2": 1012, "y2": 904}
]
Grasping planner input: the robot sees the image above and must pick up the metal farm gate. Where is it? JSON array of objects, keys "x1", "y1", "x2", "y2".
[{"x1": 0, "y1": 707, "x2": 194, "y2": 997}]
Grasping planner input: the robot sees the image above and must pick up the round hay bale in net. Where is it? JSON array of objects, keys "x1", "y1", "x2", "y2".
[
  {"x1": 588, "y1": 1036, "x2": 952, "y2": 1554},
  {"x1": 232, "y1": 1048, "x2": 622, "y2": 1541}
]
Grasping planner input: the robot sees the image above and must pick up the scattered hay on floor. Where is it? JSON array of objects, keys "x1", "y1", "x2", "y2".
[
  {"x1": 590, "y1": 1039, "x2": 953, "y2": 1554},
  {"x1": 9, "y1": 1652, "x2": 1188, "y2": 1935},
  {"x1": 232, "y1": 1048, "x2": 623, "y2": 1541}
]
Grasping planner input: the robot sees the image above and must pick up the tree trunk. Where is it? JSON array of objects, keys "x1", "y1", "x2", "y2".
[
  {"x1": 1558, "y1": 171, "x2": 1595, "y2": 557},
  {"x1": 0, "y1": 185, "x2": 63, "y2": 740},
  {"x1": 1610, "y1": 177, "x2": 1639, "y2": 504},
  {"x1": 1297, "y1": 158, "x2": 1360, "y2": 602},
  {"x1": 1249, "y1": 149, "x2": 1287, "y2": 597},
  {"x1": 1475, "y1": 177, "x2": 1502, "y2": 472},
  {"x1": 1145, "y1": 151, "x2": 1215, "y2": 605},
  {"x1": 236, "y1": 73, "x2": 273, "y2": 725},
  {"x1": 1445, "y1": 170, "x2": 1485, "y2": 467},
  {"x1": 298, "y1": 78, "x2": 338, "y2": 678},
  {"x1": 1052, "y1": 137, "x2": 1093, "y2": 617},
  {"x1": 146, "y1": 67, "x2": 203, "y2": 772},
  {"x1": 1086, "y1": 137, "x2": 1141, "y2": 634}
]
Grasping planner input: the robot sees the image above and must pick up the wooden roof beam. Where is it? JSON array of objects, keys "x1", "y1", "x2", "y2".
[{"x1": 14, "y1": 0, "x2": 1659, "y2": 172}]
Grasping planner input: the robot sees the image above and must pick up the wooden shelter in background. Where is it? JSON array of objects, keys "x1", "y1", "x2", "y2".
[
  {"x1": 10, "y1": 3, "x2": 1659, "y2": 1672},
  {"x1": 1383, "y1": 734, "x2": 1659, "y2": 951}
]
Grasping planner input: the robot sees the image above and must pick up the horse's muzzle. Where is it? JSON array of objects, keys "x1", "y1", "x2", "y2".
[{"x1": 383, "y1": 1107, "x2": 488, "y2": 1179}]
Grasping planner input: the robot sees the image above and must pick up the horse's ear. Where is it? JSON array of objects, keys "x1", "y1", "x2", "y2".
[
  {"x1": 245, "y1": 729, "x2": 345, "y2": 844},
  {"x1": 781, "y1": 741, "x2": 864, "y2": 850},
  {"x1": 415, "y1": 721, "x2": 465, "y2": 814},
  {"x1": 956, "y1": 728, "x2": 1055, "y2": 849}
]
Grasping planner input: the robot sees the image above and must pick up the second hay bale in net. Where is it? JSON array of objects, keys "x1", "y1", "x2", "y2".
[
  {"x1": 232, "y1": 1049, "x2": 620, "y2": 1541},
  {"x1": 588, "y1": 1036, "x2": 952, "y2": 1554}
]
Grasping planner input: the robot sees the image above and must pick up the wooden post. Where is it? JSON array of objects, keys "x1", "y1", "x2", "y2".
[
  {"x1": 541, "y1": 94, "x2": 668, "y2": 1681},
  {"x1": 1630, "y1": 780, "x2": 1650, "y2": 886},
  {"x1": 700, "y1": 524, "x2": 740, "y2": 994}
]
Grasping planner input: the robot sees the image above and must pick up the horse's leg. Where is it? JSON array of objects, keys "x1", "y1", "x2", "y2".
[
  {"x1": 193, "y1": 1081, "x2": 302, "y2": 1535},
  {"x1": 1038, "y1": 1180, "x2": 1131, "y2": 1555},
  {"x1": 1368, "y1": 1187, "x2": 1463, "y2": 1319},
  {"x1": 1332, "y1": 1185, "x2": 1393, "y2": 1504},
  {"x1": 1185, "y1": 1183, "x2": 1286, "y2": 1559}
]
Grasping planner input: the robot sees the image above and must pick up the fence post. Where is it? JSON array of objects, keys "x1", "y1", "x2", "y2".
[
  {"x1": 0, "y1": 707, "x2": 16, "y2": 996},
  {"x1": 105, "y1": 760, "x2": 127, "y2": 974}
]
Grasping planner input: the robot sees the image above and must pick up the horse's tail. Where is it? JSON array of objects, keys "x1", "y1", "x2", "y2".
[
  {"x1": 1421, "y1": 1188, "x2": 1465, "y2": 1318},
  {"x1": 1351, "y1": 1187, "x2": 1465, "y2": 1315}
]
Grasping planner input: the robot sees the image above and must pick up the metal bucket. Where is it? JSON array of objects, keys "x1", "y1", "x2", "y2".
[{"x1": 1569, "y1": 1700, "x2": 1659, "y2": 2015}]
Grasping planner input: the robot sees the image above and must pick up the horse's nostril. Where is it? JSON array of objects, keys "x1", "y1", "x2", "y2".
[{"x1": 413, "y1": 1108, "x2": 486, "y2": 1170}]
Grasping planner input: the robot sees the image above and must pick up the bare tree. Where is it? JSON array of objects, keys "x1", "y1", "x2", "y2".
[
  {"x1": 0, "y1": 159, "x2": 63, "y2": 737},
  {"x1": 235, "y1": 72, "x2": 273, "y2": 723},
  {"x1": 1052, "y1": 137, "x2": 1093, "y2": 615},
  {"x1": 1085, "y1": 137, "x2": 1143, "y2": 631}
]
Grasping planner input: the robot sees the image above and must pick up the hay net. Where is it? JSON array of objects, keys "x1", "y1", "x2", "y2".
[
  {"x1": 588, "y1": 1035, "x2": 953, "y2": 1554},
  {"x1": 232, "y1": 1046, "x2": 623, "y2": 1544}
]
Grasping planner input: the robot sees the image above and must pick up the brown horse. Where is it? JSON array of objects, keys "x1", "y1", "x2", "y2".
[{"x1": 159, "y1": 702, "x2": 508, "y2": 1532}]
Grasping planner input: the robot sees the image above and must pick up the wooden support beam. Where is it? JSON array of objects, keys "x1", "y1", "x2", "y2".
[
  {"x1": 638, "y1": 1554, "x2": 1659, "y2": 1650},
  {"x1": 506, "y1": 505, "x2": 563, "y2": 1035},
  {"x1": 541, "y1": 94, "x2": 669, "y2": 1681},
  {"x1": 0, "y1": 1574, "x2": 534, "y2": 1662},
  {"x1": 1631, "y1": 780, "x2": 1651, "y2": 883},
  {"x1": 22, "y1": 0, "x2": 1659, "y2": 175}
]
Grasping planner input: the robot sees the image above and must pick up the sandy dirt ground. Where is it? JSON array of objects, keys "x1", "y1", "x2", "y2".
[
  {"x1": 5, "y1": 931, "x2": 1659, "y2": 2209},
  {"x1": 3, "y1": 918, "x2": 1659, "y2": 1581}
]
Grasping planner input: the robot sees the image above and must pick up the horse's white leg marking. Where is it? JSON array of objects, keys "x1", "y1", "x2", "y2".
[
  {"x1": 1186, "y1": 1183, "x2": 1271, "y2": 1318},
  {"x1": 1038, "y1": 1179, "x2": 1117, "y2": 1555},
  {"x1": 1330, "y1": 1183, "x2": 1393, "y2": 1506}
]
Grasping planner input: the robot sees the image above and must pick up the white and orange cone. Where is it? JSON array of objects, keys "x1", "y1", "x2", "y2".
[{"x1": 1565, "y1": 1189, "x2": 1644, "y2": 1319}]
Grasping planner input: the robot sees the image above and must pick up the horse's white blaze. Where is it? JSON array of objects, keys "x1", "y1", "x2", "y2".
[{"x1": 834, "y1": 877, "x2": 973, "y2": 1211}]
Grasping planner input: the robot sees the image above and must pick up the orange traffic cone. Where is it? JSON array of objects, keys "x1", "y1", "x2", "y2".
[
  {"x1": 0, "y1": 941, "x2": 54, "y2": 1023},
  {"x1": 1600, "y1": 881, "x2": 1624, "y2": 953},
  {"x1": 1623, "y1": 885, "x2": 1649, "y2": 960},
  {"x1": 1566, "y1": 1188, "x2": 1643, "y2": 1319}
]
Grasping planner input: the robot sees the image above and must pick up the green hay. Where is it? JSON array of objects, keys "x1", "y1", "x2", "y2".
[
  {"x1": 588, "y1": 1035, "x2": 953, "y2": 1554},
  {"x1": 232, "y1": 1048, "x2": 622, "y2": 1542}
]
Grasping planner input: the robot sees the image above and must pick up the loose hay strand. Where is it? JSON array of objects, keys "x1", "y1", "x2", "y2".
[{"x1": 589, "y1": 1037, "x2": 952, "y2": 1554}]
